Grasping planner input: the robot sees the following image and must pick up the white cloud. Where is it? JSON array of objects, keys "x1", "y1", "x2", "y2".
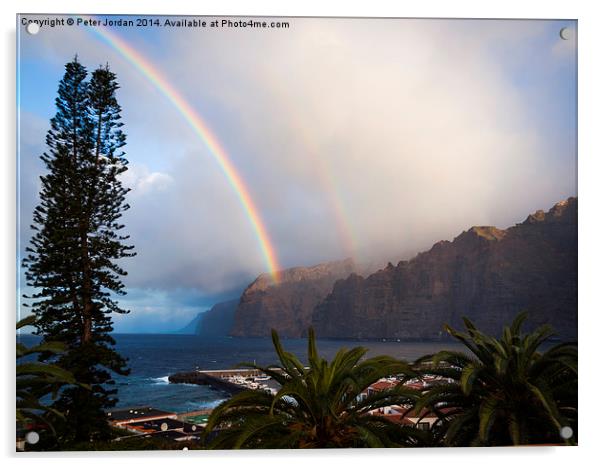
[
  {"x1": 121, "y1": 164, "x2": 174, "y2": 195},
  {"x1": 160, "y1": 18, "x2": 577, "y2": 262}
]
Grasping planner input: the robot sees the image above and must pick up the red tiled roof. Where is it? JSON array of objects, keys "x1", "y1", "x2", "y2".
[{"x1": 369, "y1": 380, "x2": 398, "y2": 391}]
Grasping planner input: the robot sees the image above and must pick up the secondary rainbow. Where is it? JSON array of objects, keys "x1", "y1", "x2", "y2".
[
  {"x1": 262, "y1": 73, "x2": 358, "y2": 260},
  {"x1": 81, "y1": 17, "x2": 281, "y2": 282}
]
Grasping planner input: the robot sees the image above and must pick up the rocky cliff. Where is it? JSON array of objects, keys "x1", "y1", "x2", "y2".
[
  {"x1": 176, "y1": 313, "x2": 204, "y2": 334},
  {"x1": 196, "y1": 299, "x2": 239, "y2": 338},
  {"x1": 230, "y1": 258, "x2": 358, "y2": 337},
  {"x1": 312, "y1": 198, "x2": 577, "y2": 340}
]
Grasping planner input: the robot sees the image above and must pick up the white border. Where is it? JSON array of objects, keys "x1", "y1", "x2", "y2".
[{"x1": 3, "y1": 1, "x2": 600, "y2": 465}]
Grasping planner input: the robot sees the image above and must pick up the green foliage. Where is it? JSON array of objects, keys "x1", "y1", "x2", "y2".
[
  {"x1": 22, "y1": 57, "x2": 134, "y2": 445},
  {"x1": 17, "y1": 315, "x2": 85, "y2": 442},
  {"x1": 205, "y1": 328, "x2": 422, "y2": 448},
  {"x1": 415, "y1": 312, "x2": 577, "y2": 446},
  {"x1": 205, "y1": 316, "x2": 577, "y2": 449}
]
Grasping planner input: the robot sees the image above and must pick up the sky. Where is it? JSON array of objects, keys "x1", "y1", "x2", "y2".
[{"x1": 17, "y1": 16, "x2": 577, "y2": 333}]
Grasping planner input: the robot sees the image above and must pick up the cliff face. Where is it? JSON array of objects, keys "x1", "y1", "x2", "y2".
[
  {"x1": 196, "y1": 299, "x2": 239, "y2": 338},
  {"x1": 176, "y1": 313, "x2": 203, "y2": 334},
  {"x1": 230, "y1": 258, "x2": 358, "y2": 337},
  {"x1": 312, "y1": 198, "x2": 577, "y2": 340}
]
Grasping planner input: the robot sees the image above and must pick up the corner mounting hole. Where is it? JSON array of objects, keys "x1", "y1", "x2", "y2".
[{"x1": 26, "y1": 23, "x2": 40, "y2": 35}]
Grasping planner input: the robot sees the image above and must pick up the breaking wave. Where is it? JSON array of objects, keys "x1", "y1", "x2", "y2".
[{"x1": 151, "y1": 376, "x2": 170, "y2": 384}]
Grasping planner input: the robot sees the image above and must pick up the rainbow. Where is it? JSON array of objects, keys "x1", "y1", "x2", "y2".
[
  {"x1": 263, "y1": 74, "x2": 358, "y2": 259},
  {"x1": 80, "y1": 17, "x2": 281, "y2": 282}
]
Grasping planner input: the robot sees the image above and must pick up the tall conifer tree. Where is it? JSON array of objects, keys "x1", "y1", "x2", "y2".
[{"x1": 23, "y1": 58, "x2": 135, "y2": 444}]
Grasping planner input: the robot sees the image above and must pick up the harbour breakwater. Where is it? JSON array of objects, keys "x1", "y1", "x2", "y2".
[
  {"x1": 168, "y1": 371, "x2": 247, "y2": 395},
  {"x1": 169, "y1": 368, "x2": 283, "y2": 396}
]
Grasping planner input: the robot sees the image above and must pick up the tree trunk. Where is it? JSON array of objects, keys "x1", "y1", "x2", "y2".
[
  {"x1": 95, "y1": 109, "x2": 103, "y2": 167},
  {"x1": 80, "y1": 222, "x2": 93, "y2": 344}
]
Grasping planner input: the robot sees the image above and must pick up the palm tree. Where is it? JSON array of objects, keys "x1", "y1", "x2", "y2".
[
  {"x1": 204, "y1": 328, "x2": 422, "y2": 448},
  {"x1": 17, "y1": 315, "x2": 82, "y2": 438},
  {"x1": 415, "y1": 312, "x2": 577, "y2": 446}
]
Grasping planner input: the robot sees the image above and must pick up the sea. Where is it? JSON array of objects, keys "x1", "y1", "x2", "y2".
[{"x1": 18, "y1": 333, "x2": 466, "y2": 414}]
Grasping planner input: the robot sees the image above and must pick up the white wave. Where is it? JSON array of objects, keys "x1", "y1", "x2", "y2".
[
  {"x1": 151, "y1": 376, "x2": 170, "y2": 384},
  {"x1": 205, "y1": 398, "x2": 227, "y2": 409},
  {"x1": 183, "y1": 398, "x2": 227, "y2": 410}
]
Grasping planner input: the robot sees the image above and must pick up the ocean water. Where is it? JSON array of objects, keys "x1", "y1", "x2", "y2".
[{"x1": 18, "y1": 333, "x2": 466, "y2": 413}]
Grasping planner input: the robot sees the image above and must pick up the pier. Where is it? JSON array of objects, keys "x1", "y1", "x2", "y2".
[
  {"x1": 169, "y1": 368, "x2": 285, "y2": 395},
  {"x1": 168, "y1": 371, "x2": 247, "y2": 394},
  {"x1": 192, "y1": 368, "x2": 268, "y2": 378}
]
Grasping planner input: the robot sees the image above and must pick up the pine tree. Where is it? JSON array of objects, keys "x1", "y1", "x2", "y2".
[{"x1": 23, "y1": 58, "x2": 135, "y2": 444}]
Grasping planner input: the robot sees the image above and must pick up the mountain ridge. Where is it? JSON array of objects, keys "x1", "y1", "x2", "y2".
[
  {"x1": 312, "y1": 197, "x2": 577, "y2": 339},
  {"x1": 230, "y1": 258, "x2": 360, "y2": 337}
]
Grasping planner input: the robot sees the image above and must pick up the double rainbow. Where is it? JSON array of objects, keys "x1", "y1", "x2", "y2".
[{"x1": 83, "y1": 18, "x2": 281, "y2": 282}]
